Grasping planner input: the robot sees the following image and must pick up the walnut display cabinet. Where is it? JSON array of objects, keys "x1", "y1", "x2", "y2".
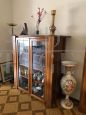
[{"x1": 12, "y1": 35, "x2": 70, "y2": 107}]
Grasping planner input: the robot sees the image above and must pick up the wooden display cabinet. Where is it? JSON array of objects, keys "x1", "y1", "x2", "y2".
[{"x1": 12, "y1": 35, "x2": 70, "y2": 107}]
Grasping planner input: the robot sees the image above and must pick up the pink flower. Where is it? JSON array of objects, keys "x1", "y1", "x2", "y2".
[
  {"x1": 36, "y1": 8, "x2": 47, "y2": 30},
  {"x1": 31, "y1": 8, "x2": 47, "y2": 33}
]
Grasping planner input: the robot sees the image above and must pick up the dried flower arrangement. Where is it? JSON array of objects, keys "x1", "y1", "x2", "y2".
[{"x1": 31, "y1": 8, "x2": 47, "y2": 34}]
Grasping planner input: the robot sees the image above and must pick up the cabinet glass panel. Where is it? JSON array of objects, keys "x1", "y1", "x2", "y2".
[
  {"x1": 32, "y1": 41, "x2": 45, "y2": 98},
  {"x1": 17, "y1": 38, "x2": 29, "y2": 91}
]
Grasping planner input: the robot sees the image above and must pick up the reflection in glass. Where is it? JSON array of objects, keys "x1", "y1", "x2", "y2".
[
  {"x1": 32, "y1": 41, "x2": 45, "y2": 98},
  {"x1": 17, "y1": 38, "x2": 29, "y2": 91}
]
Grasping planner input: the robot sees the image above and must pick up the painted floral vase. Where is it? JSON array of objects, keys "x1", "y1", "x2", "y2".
[{"x1": 61, "y1": 61, "x2": 77, "y2": 109}]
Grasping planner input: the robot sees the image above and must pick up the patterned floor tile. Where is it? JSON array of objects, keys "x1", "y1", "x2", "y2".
[
  {"x1": 12, "y1": 85, "x2": 17, "y2": 89},
  {"x1": 19, "y1": 94, "x2": 31, "y2": 102},
  {"x1": 17, "y1": 111, "x2": 32, "y2": 115},
  {"x1": 9, "y1": 89, "x2": 20, "y2": 96},
  {"x1": 3, "y1": 102, "x2": 18, "y2": 114},
  {"x1": 31, "y1": 101, "x2": 45, "y2": 110},
  {"x1": 21, "y1": 91, "x2": 28, "y2": 94},
  {"x1": 32, "y1": 110, "x2": 46, "y2": 115},
  {"x1": 31, "y1": 96, "x2": 38, "y2": 101},
  {"x1": 63, "y1": 109, "x2": 73, "y2": 115},
  {"x1": 0, "y1": 104, "x2": 4, "y2": 112},
  {"x1": 46, "y1": 108, "x2": 61, "y2": 115},
  {"x1": 0, "y1": 83, "x2": 84, "y2": 115},
  {"x1": 18, "y1": 102, "x2": 31, "y2": 111},
  {"x1": 2, "y1": 113, "x2": 17, "y2": 115},
  {"x1": 7, "y1": 95, "x2": 19, "y2": 103},
  {"x1": 0, "y1": 85, "x2": 11, "y2": 91},
  {"x1": 0, "y1": 96, "x2": 7, "y2": 104},
  {"x1": 0, "y1": 90, "x2": 8, "y2": 96}
]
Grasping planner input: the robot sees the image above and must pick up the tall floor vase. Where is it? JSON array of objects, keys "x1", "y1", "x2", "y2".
[{"x1": 61, "y1": 61, "x2": 77, "y2": 109}]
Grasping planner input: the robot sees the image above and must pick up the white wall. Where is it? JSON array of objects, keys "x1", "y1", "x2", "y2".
[
  {"x1": 12, "y1": 0, "x2": 86, "y2": 100},
  {"x1": 64, "y1": 1, "x2": 86, "y2": 99},
  {"x1": 12, "y1": 0, "x2": 72, "y2": 35},
  {"x1": 0, "y1": 0, "x2": 12, "y2": 62},
  {"x1": 12, "y1": 0, "x2": 32, "y2": 35}
]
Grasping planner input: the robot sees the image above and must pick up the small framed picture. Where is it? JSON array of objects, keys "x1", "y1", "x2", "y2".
[{"x1": 0, "y1": 61, "x2": 14, "y2": 82}]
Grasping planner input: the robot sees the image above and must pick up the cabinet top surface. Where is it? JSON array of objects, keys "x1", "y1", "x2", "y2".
[{"x1": 13, "y1": 35, "x2": 71, "y2": 39}]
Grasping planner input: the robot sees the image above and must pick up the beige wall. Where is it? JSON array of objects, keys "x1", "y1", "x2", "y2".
[
  {"x1": 0, "y1": 0, "x2": 12, "y2": 62},
  {"x1": 12, "y1": 0, "x2": 73, "y2": 35},
  {"x1": 12, "y1": 0, "x2": 86, "y2": 100},
  {"x1": 64, "y1": 1, "x2": 86, "y2": 99}
]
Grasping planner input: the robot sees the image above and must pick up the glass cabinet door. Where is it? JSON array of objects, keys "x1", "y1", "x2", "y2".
[
  {"x1": 31, "y1": 40, "x2": 46, "y2": 99},
  {"x1": 17, "y1": 38, "x2": 29, "y2": 91}
]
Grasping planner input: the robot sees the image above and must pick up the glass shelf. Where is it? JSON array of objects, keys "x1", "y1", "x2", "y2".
[
  {"x1": 19, "y1": 64, "x2": 29, "y2": 68},
  {"x1": 33, "y1": 65, "x2": 45, "y2": 72},
  {"x1": 32, "y1": 80, "x2": 44, "y2": 84}
]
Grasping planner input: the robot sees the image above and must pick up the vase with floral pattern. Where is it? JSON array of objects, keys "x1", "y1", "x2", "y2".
[{"x1": 61, "y1": 61, "x2": 77, "y2": 109}]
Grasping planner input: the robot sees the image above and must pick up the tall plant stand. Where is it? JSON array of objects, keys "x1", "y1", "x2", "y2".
[{"x1": 8, "y1": 23, "x2": 17, "y2": 35}]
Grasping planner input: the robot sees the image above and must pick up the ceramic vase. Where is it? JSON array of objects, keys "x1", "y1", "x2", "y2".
[{"x1": 61, "y1": 61, "x2": 77, "y2": 109}]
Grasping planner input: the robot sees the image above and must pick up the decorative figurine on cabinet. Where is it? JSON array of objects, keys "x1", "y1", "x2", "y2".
[{"x1": 20, "y1": 23, "x2": 28, "y2": 35}]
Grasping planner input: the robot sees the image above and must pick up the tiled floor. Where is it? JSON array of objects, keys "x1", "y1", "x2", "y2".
[{"x1": 0, "y1": 83, "x2": 85, "y2": 115}]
